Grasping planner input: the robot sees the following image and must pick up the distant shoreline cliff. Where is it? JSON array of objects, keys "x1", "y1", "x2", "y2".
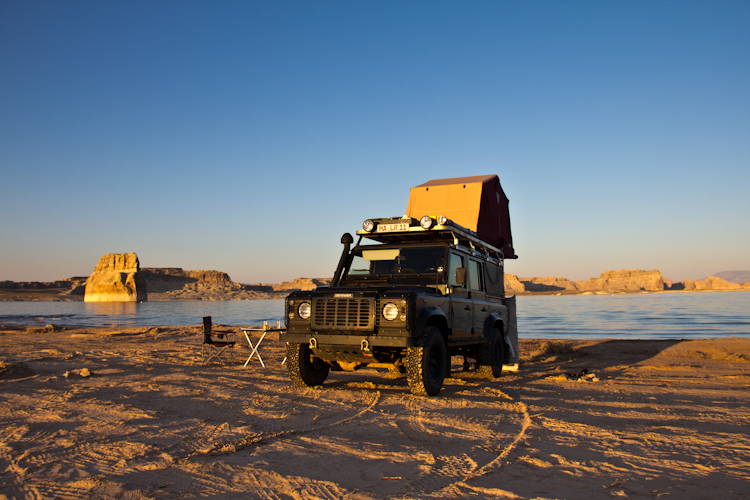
[
  {"x1": 506, "y1": 269, "x2": 750, "y2": 295},
  {"x1": 0, "y1": 271, "x2": 330, "y2": 301},
  {"x1": 1, "y1": 268, "x2": 748, "y2": 301}
]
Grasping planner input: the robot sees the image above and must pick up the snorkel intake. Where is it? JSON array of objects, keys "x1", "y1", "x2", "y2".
[{"x1": 331, "y1": 233, "x2": 354, "y2": 286}]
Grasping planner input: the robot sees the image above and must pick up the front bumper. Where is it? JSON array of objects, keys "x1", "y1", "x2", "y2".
[{"x1": 279, "y1": 332, "x2": 412, "y2": 348}]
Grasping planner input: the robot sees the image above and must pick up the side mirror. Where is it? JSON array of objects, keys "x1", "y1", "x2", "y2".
[{"x1": 455, "y1": 267, "x2": 467, "y2": 287}]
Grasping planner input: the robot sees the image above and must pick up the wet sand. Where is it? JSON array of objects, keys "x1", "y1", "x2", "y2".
[{"x1": 1, "y1": 327, "x2": 748, "y2": 499}]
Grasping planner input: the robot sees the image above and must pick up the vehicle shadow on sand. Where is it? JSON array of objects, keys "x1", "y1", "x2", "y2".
[{"x1": 513, "y1": 338, "x2": 684, "y2": 379}]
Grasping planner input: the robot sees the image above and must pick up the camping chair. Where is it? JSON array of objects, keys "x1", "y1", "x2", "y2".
[{"x1": 201, "y1": 316, "x2": 236, "y2": 365}]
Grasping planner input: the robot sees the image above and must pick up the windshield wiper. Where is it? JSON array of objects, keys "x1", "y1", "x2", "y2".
[{"x1": 396, "y1": 268, "x2": 416, "y2": 274}]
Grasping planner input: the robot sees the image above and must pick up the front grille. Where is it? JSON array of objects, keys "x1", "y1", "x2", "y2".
[{"x1": 312, "y1": 297, "x2": 375, "y2": 330}]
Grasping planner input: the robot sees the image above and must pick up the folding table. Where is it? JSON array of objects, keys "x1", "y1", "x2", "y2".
[{"x1": 241, "y1": 327, "x2": 285, "y2": 368}]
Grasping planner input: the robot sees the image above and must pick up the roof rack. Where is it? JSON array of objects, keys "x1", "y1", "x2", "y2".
[{"x1": 356, "y1": 216, "x2": 505, "y2": 261}]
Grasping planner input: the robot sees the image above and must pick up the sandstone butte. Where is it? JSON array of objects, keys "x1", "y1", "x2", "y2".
[{"x1": 84, "y1": 253, "x2": 148, "y2": 302}]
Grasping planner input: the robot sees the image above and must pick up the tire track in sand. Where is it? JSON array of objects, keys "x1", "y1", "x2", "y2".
[
  {"x1": 180, "y1": 387, "x2": 382, "y2": 459},
  {"x1": 444, "y1": 400, "x2": 532, "y2": 497},
  {"x1": 398, "y1": 388, "x2": 532, "y2": 496}
]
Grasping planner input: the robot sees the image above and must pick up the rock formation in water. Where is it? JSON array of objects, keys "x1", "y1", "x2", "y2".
[
  {"x1": 503, "y1": 274, "x2": 526, "y2": 294},
  {"x1": 84, "y1": 253, "x2": 148, "y2": 302},
  {"x1": 140, "y1": 268, "x2": 232, "y2": 293},
  {"x1": 139, "y1": 267, "x2": 248, "y2": 300},
  {"x1": 520, "y1": 276, "x2": 579, "y2": 292},
  {"x1": 504, "y1": 269, "x2": 666, "y2": 294},
  {"x1": 273, "y1": 278, "x2": 331, "y2": 291},
  {"x1": 576, "y1": 269, "x2": 664, "y2": 293},
  {"x1": 139, "y1": 268, "x2": 330, "y2": 300},
  {"x1": 0, "y1": 277, "x2": 87, "y2": 294},
  {"x1": 673, "y1": 276, "x2": 750, "y2": 291}
]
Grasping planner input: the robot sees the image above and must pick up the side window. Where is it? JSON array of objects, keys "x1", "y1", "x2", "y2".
[
  {"x1": 468, "y1": 260, "x2": 483, "y2": 291},
  {"x1": 448, "y1": 253, "x2": 464, "y2": 286}
]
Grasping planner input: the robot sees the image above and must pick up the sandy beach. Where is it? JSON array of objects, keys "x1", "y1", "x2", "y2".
[{"x1": 1, "y1": 327, "x2": 748, "y2": 499}]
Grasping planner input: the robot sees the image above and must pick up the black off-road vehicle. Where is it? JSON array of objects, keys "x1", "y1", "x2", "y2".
[{"x1": 280, "y1": 177, "x2": 519, "y2": 396}]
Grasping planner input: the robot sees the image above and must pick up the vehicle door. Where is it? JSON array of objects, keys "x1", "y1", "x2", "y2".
[
  {"x1": 448, "y1": 252, "x2": 472, "y2": 338},
  {"x1": 467, "y1": 258, "x2": 486, "y2": 337}
]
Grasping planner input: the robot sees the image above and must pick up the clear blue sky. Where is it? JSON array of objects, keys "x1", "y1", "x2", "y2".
[{"x1": 1, "y1": 0, "x2": 748, "y2": 284}]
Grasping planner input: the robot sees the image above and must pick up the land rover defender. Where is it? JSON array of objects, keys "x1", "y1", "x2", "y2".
[{"x1": 279, "y1": 175, "x2": 518, "y2": 396}]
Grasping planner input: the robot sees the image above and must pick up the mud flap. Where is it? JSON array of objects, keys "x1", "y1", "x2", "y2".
[{"x1": 503, "y1": 295, "x2": 519, "y2": 372}]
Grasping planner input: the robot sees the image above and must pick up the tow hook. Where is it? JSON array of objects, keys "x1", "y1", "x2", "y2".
[
  {"x1": 361, "y1": 339, "x2": 372, "y2": 355},
  {"x1": 309, "y1": 338, "x2": 318, "y2": 349}
]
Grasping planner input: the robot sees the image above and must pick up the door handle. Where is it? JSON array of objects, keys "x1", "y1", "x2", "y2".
[{"x1": 464, "y1": 306, "x2": 471, "y2": 311}]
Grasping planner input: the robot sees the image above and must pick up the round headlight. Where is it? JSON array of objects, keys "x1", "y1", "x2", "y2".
[
  {"x1": 437, "y1": 215, "x2": 449, "y2": 225},
  {"x1": 363, "y1": 219, "x2": 375, "y2": 232},
  {"x1": 420, "y1": 216, "x2": 434, "y2": 229},
  {"x1": 382, "y1": 302, "x2": 399, "y2": 321},
  {"x1": 298, "y1": 302, "x2": 311, "y2": 319}
]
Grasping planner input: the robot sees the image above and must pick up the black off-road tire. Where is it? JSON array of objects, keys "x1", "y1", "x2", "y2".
[
  {"x1": 405, "y1": 326, "x2": 447, "y2": 396},
  {"x1": 286, "y1": 343, "x2": 330, "y2": 387},
  {"x1": 477, "y1": 327, "x2": 504, "y2": 379}
]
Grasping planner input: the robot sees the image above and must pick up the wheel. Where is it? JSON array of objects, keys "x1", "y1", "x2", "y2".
[
  {"x1": 477, "y1": 327, "x2": 504, "y2": 379},
  {"x1": 405, "y1": 326, "x2": 447, "y2": 396},
  {"x1": 286, "y1": 342, "x2": 330, "y2": 387}
]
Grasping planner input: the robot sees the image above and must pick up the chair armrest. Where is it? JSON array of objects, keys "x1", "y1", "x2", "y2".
[{"x1": 212, "y1": 328, "x2": 235, "y2": 340}]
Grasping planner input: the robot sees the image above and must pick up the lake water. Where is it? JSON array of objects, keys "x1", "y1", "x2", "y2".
[
  {"x1": 1, "y1": 291, "x2": 748, "y2": 340},
  {"x1": 515, "y1": 291, "x2": 750, "y2": 339},
  {"x1": 0, "y1": 300, "x2": 287, "y2": 330}
]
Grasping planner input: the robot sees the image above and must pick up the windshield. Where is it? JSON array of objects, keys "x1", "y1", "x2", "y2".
[{"x1": 344, "y1": 245, "x2": 447, "y2": 284}]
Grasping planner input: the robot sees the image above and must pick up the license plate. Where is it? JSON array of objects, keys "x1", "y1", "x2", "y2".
[{"x1": 376, "y1": 222, "x2": 410, "y2": 233}]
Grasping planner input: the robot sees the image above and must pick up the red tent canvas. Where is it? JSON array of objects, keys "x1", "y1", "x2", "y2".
[{"x1": 405, "y1": 175, "x2": 517, "y2": 258}]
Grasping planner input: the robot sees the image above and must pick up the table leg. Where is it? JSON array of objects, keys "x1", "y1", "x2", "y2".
[{"x1": 243, "y1": 330, "x2": 267, "y2": 368}]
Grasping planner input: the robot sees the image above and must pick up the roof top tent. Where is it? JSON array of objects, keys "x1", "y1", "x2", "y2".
[{"x1": 405, "y1": 174, "x2": 517, "y2": 259}]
